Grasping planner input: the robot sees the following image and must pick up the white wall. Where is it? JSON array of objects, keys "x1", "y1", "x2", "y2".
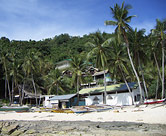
[
  {"x1": 85, "y1": 95, "x2": 103, "y2": 106},
  {"x1": 43, "y1": 96, "x2": 57, "y2": 108},
  {"x1": 84, "y1": 87, "x2": 144, "y2": 106},
  {"x1": 106, "y1": 93, "x2": 133, "y2": 106}
]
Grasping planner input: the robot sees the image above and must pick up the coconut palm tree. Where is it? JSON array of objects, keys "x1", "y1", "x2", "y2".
[
  {"x1": 8, "y1": 52, "x2": 23, "y2": 104},
  {"x1": 151, "y1": 19, "x2": 166, "y2": 99},
  {"x1": 105, "y1": 2, "x2": 144, "y2": 103},
  {"x1": 22, "y1": 50, "x2": 39, "y2": 107},
  {"x1": 0, "y1": 52, "x2": 12, "y2": 103},
  {"x1": 127, "y1": 28, "x2": 149, "y2": 98},
  {"x1": 86, "y1": 31, "x2": 110, "y2": 104},
  {"x1": 69, "y1": 55, "x2": 86, "y2": 105},
  {"x1": 108, "y1": 39, "x2": 135, "y2": 104},
  {"x1": 45, "y1": 68, "x2": 64, "y2": 95}
]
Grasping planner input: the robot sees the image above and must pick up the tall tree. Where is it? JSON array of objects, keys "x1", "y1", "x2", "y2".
[
  {"x1": 108, "y1": 39, "x2": 134, "y2": 104},
  {"x1": 87, "y1": 32, "x2": 110, "y2": 104},
  {"x1": 22, "y1": 50, "x2": 39, "y2": 107},
  {"x1": 69, "y1": 55, "x2": 86, "y2": 105},
  {"x1": 105, "y1": 2, "x2": 144, "y2": 103},
  {"x1": 151, "y1": 19, "x2": 166, "y2": 99},
  {"x1": 0, "y1": 52, "x2": 11, "y2": 103},
  {"x1": 128, "y1": 28, "x2": 149, "y2": 98},
  {"x1": 45, "y1": 68, "x2": 64, "y2": 95}
]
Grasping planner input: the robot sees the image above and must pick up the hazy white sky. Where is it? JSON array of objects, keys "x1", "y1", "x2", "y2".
[{"x1": 0, "y1": 0, "x2": 165, "y2": 41}]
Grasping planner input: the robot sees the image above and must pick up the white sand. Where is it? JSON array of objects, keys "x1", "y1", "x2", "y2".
[{"x1": 0, "y1": 104, "x2": 166, "y2": 124}]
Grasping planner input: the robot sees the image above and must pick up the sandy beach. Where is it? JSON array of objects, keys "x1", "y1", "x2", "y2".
[
  {"x1": 0, "y1": 104, "x2": 166, "y2": 136},
  {"x1": 0, "y1": 104, "x2": 166, "y2": 124}
]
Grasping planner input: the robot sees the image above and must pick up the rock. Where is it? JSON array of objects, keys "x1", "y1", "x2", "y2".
[
  {"x1": 0, "y1": 121, "x2": 166, "y2": 136},
  {"x1": 0, "y1": 122, "x2": 3, "y2": 130},
  {"x1": 96, "y1": 125, "x2": 100, "y2": 128},
  {"x1": 10, "y1": 129, "x2": 25, "y2": 136},
  {"x1": 25, "y1": 129, "x2": 36, "y2": 134},
  {"x1": 62, "y1": 126, "x2": 76, "y2": 131},
  {"x1": 1, "y1": 124, "x2": 19, "y2": 135}
]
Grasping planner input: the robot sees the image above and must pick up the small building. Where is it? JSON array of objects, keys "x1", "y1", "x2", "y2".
[
  {"x1": 93, "y1": 70, "x2": 113, "y2": 83},
  {"x1": 55, "y1": 59, "x2": 71, "y2": 70},
  {"x1": 22, "y1": 90, "x2": 42, "y2": 106},
  {"x1": 79, "y1": 82, "x2": 144, "y2": 106},
  {"x1": 81, "y1": 70, "x2": 115, "y2": 89},
  {"x1": 49, "y1": 94, "x2": 78, "y2": 109},
  {"x1": 40, "y1": 95, "x2": 55, "y2": 108}
]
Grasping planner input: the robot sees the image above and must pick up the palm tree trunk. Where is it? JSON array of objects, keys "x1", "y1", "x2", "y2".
[
  {"x1": 155, "y1": 76, "x2": 159, "y2": 99},
  {"x1": 76, "y1": 76, "x2": 79, "y2": 106},
  {"x1": 103, "y1": 69, "x2": 107, "y2": 104},
  {"x1": 153, "y1": 52, "x2": 162, "y2": 82},
  {"x1": 18, "y1": 86, "x2": 21, "y2": 105},
  {"x1": 161, "y1": 41, "x2": 165, "y2": 99},
  {"x1": 12, "y1": 78, "x2": 14, "y2": 104},
  {"x1": 138, "y1": 54, "x2": 148, "y2": 99},
  {"x1": 5, "y1": 78, "x2": 7, "y2": 99},
  {"x1": 123, "y1": 31, "x2": 143, "y2": 103},
  {"x1": 21, "y1": 83, "x2": 25, "y2": 105},
  {"x1": 126, "y1": 46, "x2": 143, "y2": 103},
  {"x1": 7, "y1": 78, "x2": 11, "y2": 105},
  {"x1": 32, "y1": 75, "x2": 38, "y2": 107},
  {"x1": 56, "y1": 84, "x2": 58, "y2": 95},
  {"x1": 119, "y1": 65, "x2": 134, "y2": 105}
]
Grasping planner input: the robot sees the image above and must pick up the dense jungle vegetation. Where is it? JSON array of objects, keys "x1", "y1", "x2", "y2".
[{"x1": 0, "y1": 2, "x2": 165, "y2": 105}]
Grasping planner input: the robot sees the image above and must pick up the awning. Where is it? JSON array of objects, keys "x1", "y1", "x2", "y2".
[{"x1": 49, "y1": 94, "x2": 76, "y2": 101}]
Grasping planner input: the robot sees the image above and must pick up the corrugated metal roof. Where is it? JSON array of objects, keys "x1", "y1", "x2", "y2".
[
  {"x1": 49, "y1": 94, "x2": 76, "y2": 101},
  {"x1": 79, "y1": 82, "x2": 137, "y2": 95}
]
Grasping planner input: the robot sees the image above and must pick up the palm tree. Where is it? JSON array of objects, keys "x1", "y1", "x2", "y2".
[
  {"x1": 108, "y1": 39, "x2": 134, "y2": 104},
  {"x1": 8, "y1": 52, "x2": 23, "y2": 104},
  {"x1": 22, "y1": 50, "x2": 39, "y2": 107},
  {"x1": 45, "y1": 68, "x2": 64, "y2": 95},
  {"x1": 128, "y1": 28, "x2": 149, "y2": 98},
  {"x1": 0, "y1": 52, "x2": 12, "y2": 104},
  {"x1": 69, "y1": 55, "x2": 86, "y2": 105},
  {"x1": 151, "y1": 19, "x2": 166, "y2": 99},
  {"x1": 105, "y1": 2, "x2": 144, "y2": 103},
  {"x1": 87, "y1": 31, "x2": 110, "y2": 104}
]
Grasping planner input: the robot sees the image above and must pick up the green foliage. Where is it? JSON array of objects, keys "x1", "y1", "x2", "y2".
[{"x1": 0, "y1": 5, "x2": 165, "y2": 101}]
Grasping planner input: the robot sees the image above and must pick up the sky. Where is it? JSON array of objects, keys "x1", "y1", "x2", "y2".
[{"x1": 0, "y1": 0, "x2": 165, "y2": 41}]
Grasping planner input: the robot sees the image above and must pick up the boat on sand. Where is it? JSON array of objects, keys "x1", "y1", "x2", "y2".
[
  {"x1": 144, "y1": 99, "x2": 166, "y2": 104},
  {"x1": 0, "y1": 106, "x2": 29, "y2": 112}
]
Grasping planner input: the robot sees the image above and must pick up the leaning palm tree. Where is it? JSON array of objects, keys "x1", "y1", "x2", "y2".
[
  {"x1": 105, "y1": 2, "x2": 144, "y2": 103},
  {"x1": 86, "y1": 31, "x2": 110, "y2": 104},
  {"x1": 69, "y1": 55, "x2": 86, "y2": 105},
  {"x1": 128, "y1": 28, "x2": 149, "y2": 99},
  {"x1": 151, "y1": 19, "x2": 166, "y2": 99}
]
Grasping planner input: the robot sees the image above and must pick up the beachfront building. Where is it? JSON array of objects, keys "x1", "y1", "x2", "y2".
[
  {"x1": 48, "y1": 94, "x2": 85, "y2": 109},
  {"x1": 79, "y1": 82, "x2": 144, "y2": 106},
  {"x1": 41, "y1": 95, "x2": 55, "y2": 108}
]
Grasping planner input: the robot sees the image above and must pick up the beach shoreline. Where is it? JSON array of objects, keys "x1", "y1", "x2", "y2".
[
  {"x1": 0, "y1": 104, "x2": 166, "y2": 124},
  {"x1": 0, "y1": 104, "x2": 166, "y2": 135}
]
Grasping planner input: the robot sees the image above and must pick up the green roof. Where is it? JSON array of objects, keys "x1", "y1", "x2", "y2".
[{"x1": 79, "y1": 82, "x2": 138, "y2": 95}]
